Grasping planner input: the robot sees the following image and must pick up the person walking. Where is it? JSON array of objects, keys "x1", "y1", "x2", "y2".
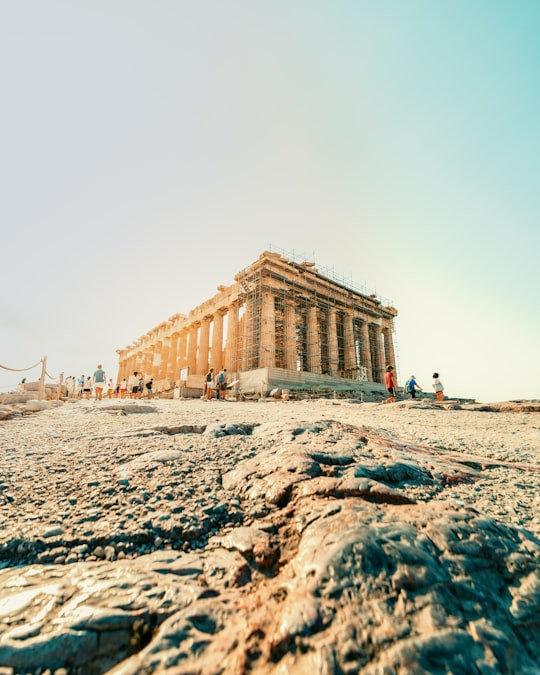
[
  {"x1": 93, "y1": 365, "x2": 106, "y2": 400},
  {"x1": 432, "y1": 372, "x2": 445, "y2": 401},
  {"x1": 128, "y1": 372, "x2": 140, "y2": 399},
  {"x1": 204, "y1": 368, "x2": 215, "y2": 400},
  {"x1": 404, "y1": 375, "x2": 422, "y2": 399},
  {"x1": 216, "y1": 368, "x2": 226, "y2": 400},
  {"x1": 64, "y1": 375, "x2": 74, "y2": 398},
  {"x1": 83, "y1": 376, "x2": 92, "y2": 399},
  {"x1": 384, "y1": 365, "x2": 397, "y2": 403}
]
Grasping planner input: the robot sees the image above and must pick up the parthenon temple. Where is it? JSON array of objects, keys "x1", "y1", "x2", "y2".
[{"x1": 116, "y1": 250, "x2": 398, "y2": 397}]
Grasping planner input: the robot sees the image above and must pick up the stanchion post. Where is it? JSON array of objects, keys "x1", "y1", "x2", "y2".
[{"x1": 38, "y1": 356, "x2": 47, "y2": 401}]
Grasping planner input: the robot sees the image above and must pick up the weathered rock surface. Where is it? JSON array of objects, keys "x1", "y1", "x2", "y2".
[{"x1": 0, "y1": 400, "x2": 539, "y2": 673}]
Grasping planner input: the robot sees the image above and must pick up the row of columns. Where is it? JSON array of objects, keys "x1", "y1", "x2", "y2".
[{"x1": 118, "y1": 296, "x2": 396, "y2": 386}]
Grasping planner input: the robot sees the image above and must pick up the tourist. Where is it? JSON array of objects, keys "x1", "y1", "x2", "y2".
[
  {"x1": 404, "y1": 375, "x2": 422, "y2": 399},
  {"x1": 384, "y1": 365, "x2": 397, "y2": 403},
  {"x1": 216, "y1": 368, "x2": 227, "y2": 400},
  {"x1": 83, "y1": 376, "x2": 92, "y2": 399},
  {"x1": 93, "y1": 364, "x2": 106, "y2": 400},
  {"x1": 145, "y1": 378, "x2": 154, "y2": 397},
  {"x1": 64, "y1": 375, "x2": 74, "y2": 398},
  {"x1": 432, "y1": 372, "x2": 445, "y2": 401},
  {"x1": 106, "y1": 379, "x2": 114, "y2": 398},
  {"x1": 204, "y1": 368, "x2": 215, "y2": 400},
  {"x1": 17, "y1": 378, "x2": 26, "y2": 393},
  {"x1": 128, "y1": 371, "x2": 139, "y2": 399},
  {"x1": 77, "y1": 375, "x2": 85, "y2": 398},
  {"x1": 138, "y1": 374, "x2": 145, "y2": 398},
  {"x1": 119, "y1": 378, "x2": 127, "y2": 398}
]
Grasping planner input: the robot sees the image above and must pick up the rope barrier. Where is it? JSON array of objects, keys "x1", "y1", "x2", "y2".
[
  {"x1": 0, "y1": 356, "x2": 53, "y2": 401},
  {"x1": 0, "y1": 359, "x2": 43, "y2": 372}
]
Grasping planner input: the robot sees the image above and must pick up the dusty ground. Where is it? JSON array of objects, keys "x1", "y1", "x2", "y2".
[{"x1": 0, "y1": 397, "x2": 539, "y2": 674}]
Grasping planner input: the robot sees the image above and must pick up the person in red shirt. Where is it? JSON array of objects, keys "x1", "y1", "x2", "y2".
[{"x1": 384, "y1": 365, "x2": 397, "y2": 403}]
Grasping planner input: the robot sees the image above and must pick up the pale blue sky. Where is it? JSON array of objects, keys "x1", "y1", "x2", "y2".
[{"x1": 1, "y1": 1, "x2": 539, "y2": 402}]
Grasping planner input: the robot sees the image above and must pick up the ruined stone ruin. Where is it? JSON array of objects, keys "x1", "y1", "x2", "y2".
[{"x1": 116, "y1": 251, "x2": 398, "y2": 398}]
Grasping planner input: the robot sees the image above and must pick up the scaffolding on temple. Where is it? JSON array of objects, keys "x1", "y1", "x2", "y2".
[{"x1": 233, "y1": 247, "x2": 398, "y2": 385}]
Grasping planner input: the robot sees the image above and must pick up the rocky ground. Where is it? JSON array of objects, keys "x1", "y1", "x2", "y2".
[{"x1": 0, "y1": 396, "x2": 539, "y2": 674}]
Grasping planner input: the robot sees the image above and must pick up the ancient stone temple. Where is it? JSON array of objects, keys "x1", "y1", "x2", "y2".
[{"x1": 116, "y1": 250, "x2": 398, "y2": 396}]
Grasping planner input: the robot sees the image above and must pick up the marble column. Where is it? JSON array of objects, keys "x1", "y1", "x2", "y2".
[
  {"x1": 372, "y1": 325, "x2": 385, "y2": 384},
  {"x1": 151, "y1": 342, "x2": 162, "y2": 381},
  {"x1": 225, "y1": 302, "x2": 239, "y2": 372},
  {"x1": 284, "y1": 300, "x2": 297, "y2": 371},
  {"x1": 187, "y1": 323, "x2": 198, "y2": 376},
  {"x1": 116, "y1": 352, "x2": 128, "y2": 382},
  {"x1": 383, "y1": 327, "x2": 396, "y2": 369},
  {"x1": 159, "y1": 338, "x2": 172, "y2": 381},
  {"x1": 306, "y1": 304, "x2": 321, "y2": 373},
  {"x1": 359, "y1": 320, "x2": 373, "y2": 382},
  {"x1": 343, "y1": 312, "x2": 356, "y2": 372},
  {"x1": 241, "y1": 297, "x2": 253, "y2": 371},
  {"x1": 259, "y1": 291, "x2": 275, "y2": 368},
  {"x1": 126, "y1": 355, "x2": 136, "y2": 380},
  {"x1": 141, "y1": 349, "x2": 153, "y2": 379},
  {"x1": 211, "y1": 311, "x2": 224, "y2": 371},
  {"x1": 327, "y1": 306, "x2": 339, "y2": 376},
  {"x1": 129, "y1": 355, "x2": 138, "y2": 378},
  {"x1": 196, "y1": 317, "x2": 211, "y2": 374},
  {"x1": 177, "y1": 329, "x2": 188, "y2": 372},
  {"x1": 167, "y1": 333, "x2": 180, "y2": 380}
]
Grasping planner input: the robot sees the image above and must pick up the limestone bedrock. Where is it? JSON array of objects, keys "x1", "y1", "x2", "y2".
[{"x1": 0, "y1": 398, "x2": 539, "y2": 674}]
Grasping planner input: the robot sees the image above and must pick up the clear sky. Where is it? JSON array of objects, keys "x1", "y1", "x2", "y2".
[{"x1": 1, "y1": 1, "x2": 539, "y2": 403}]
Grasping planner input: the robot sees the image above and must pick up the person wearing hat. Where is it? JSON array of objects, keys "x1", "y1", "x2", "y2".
[{"x1": 404, "y1": 375, "x2": 422, "y2": 399}]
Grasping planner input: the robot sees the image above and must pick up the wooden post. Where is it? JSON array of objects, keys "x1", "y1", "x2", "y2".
[
  {"x1": 38, "y1": 356, "x2": 47, "y2": 401},
  {"x1": 57, "y1": 372, "x2": 64, "y2": 401}
]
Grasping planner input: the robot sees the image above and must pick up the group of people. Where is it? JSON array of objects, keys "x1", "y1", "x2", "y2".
[
  {"x1": 63, "y1": 367, "x2": 154, "y2": 400},
  {"x1": 384, "y1": 366, "x2": 445, "y2": 403},
  {"x1": 63, "y1": 365, "x2": 231, "y2": 401},
  {"x1": 121, "y1": 372, "x2": 154, "y2": 399},
  {"x1": 203, "y1": 367, "x2": 228, "y2": 400},
  {"x1": 64, "y1": 367, "x2": 112, "y2": 400},
  {"x1": 28, "y1": 362, "x2": 445, "y2": 404}
]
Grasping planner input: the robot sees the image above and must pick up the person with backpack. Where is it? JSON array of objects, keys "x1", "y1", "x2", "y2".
[
  {"x1": 216, "y1": 368, "x2": 227, "y2": 400},
  {"x1": 203, "y1": 368, "x2": 215, "y2": 400},
  {"x1": 404, "y1": 375, "x2": 422, "y2": 399}
]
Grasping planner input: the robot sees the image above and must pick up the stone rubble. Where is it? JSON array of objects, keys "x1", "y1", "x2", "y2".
[{"x1": 0, "y1": 398, "x2": 539, "y2": 674}]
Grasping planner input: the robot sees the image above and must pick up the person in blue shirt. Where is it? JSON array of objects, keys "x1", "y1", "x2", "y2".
[{"x1": 404, "y1": 375, "x2": 422, "y2": 399}]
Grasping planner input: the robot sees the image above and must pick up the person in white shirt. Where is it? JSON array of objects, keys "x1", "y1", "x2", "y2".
[{"x1": 432, "y1": 372, "x2": 445, "y2": 402}]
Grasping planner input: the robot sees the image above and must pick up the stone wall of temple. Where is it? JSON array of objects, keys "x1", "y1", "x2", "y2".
[{"x1": 116, "y1": 251, "x2": 398, "y2": 391}]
